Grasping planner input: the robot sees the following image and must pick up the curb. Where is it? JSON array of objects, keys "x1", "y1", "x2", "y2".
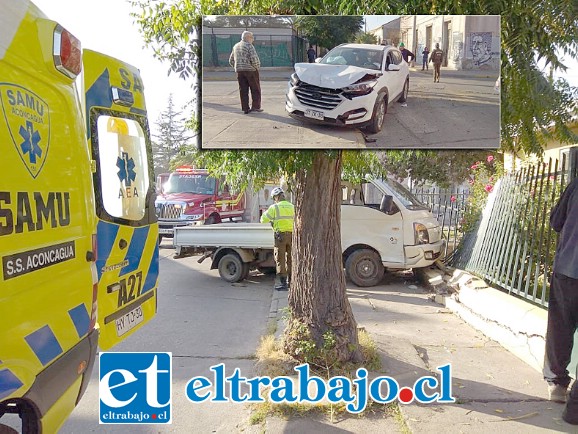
[
  {"x1": 416, "y1": 265, "x2": 552, "y2": 374},
  {"x1": 203, "y1": 76, "x2": 290, "y2": 82}
]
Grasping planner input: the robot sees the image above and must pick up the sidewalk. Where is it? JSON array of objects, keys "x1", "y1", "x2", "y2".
[
  {"x1": 267, "y1": 274, "x2": 575, "y2": 433},
  {"x1": 202, "y1": 66, "x2": 499, "y2": 82}
]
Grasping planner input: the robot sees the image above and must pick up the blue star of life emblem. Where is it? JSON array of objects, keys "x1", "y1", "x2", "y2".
[
  {"x1": 19, "y1": 120, "x2": 42, "y2": 164},
  {"x1": 117, "y1": 152, "x2": 137, "y2": 186}
]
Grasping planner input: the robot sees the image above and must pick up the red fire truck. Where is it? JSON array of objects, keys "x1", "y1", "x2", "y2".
[{"x1": 155, "y1": 166, "x2": 246, "y2": 242}]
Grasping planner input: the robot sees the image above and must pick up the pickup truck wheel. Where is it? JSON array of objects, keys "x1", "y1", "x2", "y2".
[
  {"x1": 364, "y1": 93, "x2": 387, "y2": 134},
  {"x1": 346, "y1": 249, "x2": 384, "y2": 287},
  {"x1": 218, "y1": 253, "x2": 249, "y2": 283}
]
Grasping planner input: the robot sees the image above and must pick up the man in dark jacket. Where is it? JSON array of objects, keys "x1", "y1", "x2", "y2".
[
  {"x1": 543, "y1": 175, "x2": 578, "y2": 424},
  {"x1": 398, "y1": 42, "x2": 415, "y2": 64}
]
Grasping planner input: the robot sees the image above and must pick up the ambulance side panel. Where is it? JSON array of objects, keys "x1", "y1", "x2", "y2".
[{"x1": 0, "y1": 1, "x2": 98, "y2": 432}]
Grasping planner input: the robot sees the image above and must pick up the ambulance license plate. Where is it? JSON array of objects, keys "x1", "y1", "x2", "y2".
[
  {"x1": 115, "y1": 305, "x2": 144, "y2": 337},
  {"x1": 304, "y1": 109, "x2": 324, "y2": 120}
]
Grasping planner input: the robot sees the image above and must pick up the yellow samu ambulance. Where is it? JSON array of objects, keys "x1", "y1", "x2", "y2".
[{"x1": 0, "y1": 1, "x2": 159, "y2": 432}]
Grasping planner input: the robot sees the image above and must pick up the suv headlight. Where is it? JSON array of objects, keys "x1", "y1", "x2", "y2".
[
  {"x1": 290, "y1": 73, "x2": 300, "y2": 86},
  {"x1": 414, "y1": 223, "x2": 430, "y2": 245},
  {"x1": 342, "y1": 80, "x2": 377, "y2": 97}
]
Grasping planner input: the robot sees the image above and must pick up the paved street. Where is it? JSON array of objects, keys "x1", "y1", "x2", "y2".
[
  {"x1": 202, "y1": 68, "x2": 500, "y2": 149},
  {"x1": 60, "y1": 242, "x2": 273, "y2": 433},
  {"x1": 47, "y1": 240, "x2": 575, "y2": 433}
]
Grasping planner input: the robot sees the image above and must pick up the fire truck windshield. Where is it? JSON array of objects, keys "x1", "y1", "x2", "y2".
[{"x1": 164, "y1": 174, "x2": 216, "y2": 195}]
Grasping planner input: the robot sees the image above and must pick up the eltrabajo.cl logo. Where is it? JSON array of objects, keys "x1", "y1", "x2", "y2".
[{"x1": 99, "y1": 352, "x2": 172, "y2": 424}]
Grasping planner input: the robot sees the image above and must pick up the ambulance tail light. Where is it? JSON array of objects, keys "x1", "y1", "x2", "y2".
[{"x1": 53, "y1": 25, "x2": 82, "y2": 79}]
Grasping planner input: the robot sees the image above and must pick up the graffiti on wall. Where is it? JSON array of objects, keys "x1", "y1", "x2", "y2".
[
  {"x1": 470, "y1": 32, "x2": 493, "y2": 66},
  {"x1": 451, "y1": 32, "x2": 464, "y2": 64}
]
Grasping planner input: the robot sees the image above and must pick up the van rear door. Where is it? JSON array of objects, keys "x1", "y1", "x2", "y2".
[{"x1": 83, "y1": 50, "x2": 158, "y2": 349}]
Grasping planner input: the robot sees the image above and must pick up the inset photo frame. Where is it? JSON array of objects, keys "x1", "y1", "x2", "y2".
[{"x1": 202, "y1": 15, "x2": 501, "y2": 149}]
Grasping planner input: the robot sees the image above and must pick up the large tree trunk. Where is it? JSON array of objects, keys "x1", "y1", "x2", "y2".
[{"x1": 283, "y1": 151, "x2": 363, "y2": 364}]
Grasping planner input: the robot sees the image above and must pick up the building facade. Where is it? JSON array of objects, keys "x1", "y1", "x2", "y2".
[
  {"x1": 400, "y1": 15, "x2": 500, "y2": 71},
  {"x1": 368, "y1": 17, "x2": 401, "y2": 46}
]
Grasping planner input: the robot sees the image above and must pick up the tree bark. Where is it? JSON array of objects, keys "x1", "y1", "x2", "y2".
[{"x1": 283, "y1": 151, "x2": 363, "y2": 364}]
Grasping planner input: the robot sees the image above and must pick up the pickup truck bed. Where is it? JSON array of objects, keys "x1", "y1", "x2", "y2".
[{"x1": 173, "y1": 223, "x2": 274, "y2": 249}]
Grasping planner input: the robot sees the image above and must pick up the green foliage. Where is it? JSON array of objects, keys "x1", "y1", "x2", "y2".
[
  {"x1": 129, "y1": 0, "x2": 201, "y2": 146},
  {"x1": 130, "y1": 0, "x2": 201, "y2": 80},
  {"x1": 462, "y1": 154, "x2": 504, "y2": 232},
  {"x1": 193, "y1": 149, "x2": 382, "y2": 193},
  {"x1": 293, "y1": 16, "x2": 364, "y2": 51},
  {"x1": 152, "y1": 94, "x2": 194, "y2": 175},
  {"x1": 355, "y1": 32, "x2": 378, "y2": 45},
  {"x1": 380, "y1": 150, "x2": 503, "y2": 188}
]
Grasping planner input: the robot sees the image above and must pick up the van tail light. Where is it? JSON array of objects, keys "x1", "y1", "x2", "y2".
[
  {"x1": 53, "y1": 25, "x2": 82, "y2": 78},
  {"x1": 89, "y1": 234, "x2": 98, "y2": 330}
]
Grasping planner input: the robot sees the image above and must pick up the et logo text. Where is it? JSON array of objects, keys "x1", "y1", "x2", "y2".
[{"x1": 99, "y1": 352, "x2": 172, "y2": 424}]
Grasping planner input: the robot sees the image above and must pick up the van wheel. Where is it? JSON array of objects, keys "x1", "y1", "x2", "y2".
[
  {"x1": 218, "y1": 253, "x2": 249, "y2": 283},
  {"x1": 346, "y1": 249, "x2": 384, "y2": 287},
  {"x1": 398, "y1": 78, "x2": 409, "y2": 103},
  {"x1": 365, "y1": 94, "x2": 387, "y2": 134}
]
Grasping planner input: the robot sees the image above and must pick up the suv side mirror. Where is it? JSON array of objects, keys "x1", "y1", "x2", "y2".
[{"x1": 387, "y1": 63, "x2": 401, "y2": 72}]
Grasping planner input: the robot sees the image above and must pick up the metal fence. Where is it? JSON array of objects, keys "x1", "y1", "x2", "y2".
[
  {"x1": 452, "y1": 155, "x2": 577, "y2": 308},
  {"x1": 412, "y1": 187, "x2": 469, "y2": 262},
  {"x1": 203, "y1": 34, "x2": 308, "y2": 67}
]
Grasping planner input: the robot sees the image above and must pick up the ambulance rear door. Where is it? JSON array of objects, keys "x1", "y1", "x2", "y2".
[{"x1": 83, "y1": 49, "x2": 158, "y2": 349}]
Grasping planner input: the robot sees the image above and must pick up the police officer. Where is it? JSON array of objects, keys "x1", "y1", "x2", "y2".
[
  {"x1": 260, "y1": 187, "x2": 294, "y2": 291},
  {"x1": 429, "y1": 43, "x2": 444, "y2": 83}
]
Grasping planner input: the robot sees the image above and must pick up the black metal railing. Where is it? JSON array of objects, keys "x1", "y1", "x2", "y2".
[
  {"x1": 412, "y1": 187, "x2": 469, "y2": 262},
  {"x1": 452, "y1": 155, "x2": 577, "y2": 308}
]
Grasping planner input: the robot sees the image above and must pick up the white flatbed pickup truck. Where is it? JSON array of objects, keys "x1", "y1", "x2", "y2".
[{"x1": 173, "y1": 177, "x2": 445, "y2": 287}]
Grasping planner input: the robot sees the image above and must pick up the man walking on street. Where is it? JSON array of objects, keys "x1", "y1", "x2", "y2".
[
  {"x1": 543, "y1": 175, "x2": 578, "y2": 425},
  {"x1": 229, "y1": 31, "x2": 263, "y2": 114},
  {"x1": 307, "y1": 45, "x2": 316, "y2": 63},
  {"x1": 429, "y1": 43, "x2": 444, "y2": 83},
  {"x1": 261, "y1": 187, "x2": 294, "y2": 291}
]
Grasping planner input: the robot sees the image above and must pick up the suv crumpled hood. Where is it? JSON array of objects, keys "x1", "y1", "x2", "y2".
[{"x1": 294, "y1": 62, "x2": 380, "y2": 89}]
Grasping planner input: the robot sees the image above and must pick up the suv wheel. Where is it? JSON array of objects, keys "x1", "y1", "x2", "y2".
[
  {"x1": 365, "y1": 93, "x2": 387, "y2": 134},
  {"x1": 398, "y1": 78, "x2": 409, "y2": 103}
]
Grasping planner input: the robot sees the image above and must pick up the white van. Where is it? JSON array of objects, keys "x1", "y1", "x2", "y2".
[
  {"x1": 172, "y1": 177, "x2": 444, "y2": 287},
  {"x1": 340, "y1": 177, "x2": 444, "y2": 285}
]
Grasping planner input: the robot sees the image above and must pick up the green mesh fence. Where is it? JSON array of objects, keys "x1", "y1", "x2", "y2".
[{"x1": 203, "y1": 34, "x2": 307, "y2": 67}]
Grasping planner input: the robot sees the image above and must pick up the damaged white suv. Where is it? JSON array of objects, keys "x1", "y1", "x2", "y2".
[{"x1": 286, "y1": 43, "x2": 409, "y2": 134}]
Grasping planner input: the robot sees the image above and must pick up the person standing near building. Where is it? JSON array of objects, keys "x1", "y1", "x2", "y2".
[
  {"x1": 261, "y1": 187, "x2": 294, "y2": 291},
  {"x1": 229, "y1": 31, "x2": 263, "y2": 114},
  {"x1": 398, "y1": 42, "x2": 415, "y2": 64},
  {"x1": 429, "y1": 43, "x2": 444, "y2": 82},
  {"x1": 307, "y1": 45, "x2": 316, "y2": 63},
  {"x1": 422, "y1": 46, "x2": 430, "y2": 71},
  {"x1": 543, "y1": 176, "x2": 578, "y2": 425}
]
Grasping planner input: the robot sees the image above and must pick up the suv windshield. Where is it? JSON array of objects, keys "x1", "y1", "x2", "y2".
[
  {"x1": 382, "y1": 178, "x2": 429, "y2": 210},
  {"x1": 321, "y1": 46, "x2": 383, "y2": 71},
  {"x1": 165, "y1": 174, "x2": 216, "y2": 195}
]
